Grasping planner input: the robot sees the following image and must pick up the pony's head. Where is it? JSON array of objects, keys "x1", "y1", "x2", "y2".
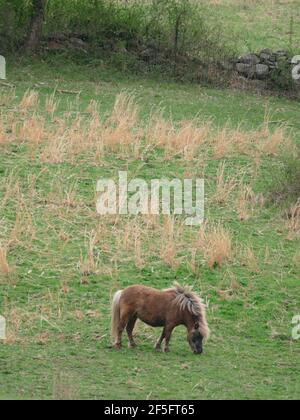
[
  {"x1": 187, "y1": 319, "x2": 204, "y2": 354},
  {"x1": 171, "y1": 282, "x2": 210, "y2": 355}
]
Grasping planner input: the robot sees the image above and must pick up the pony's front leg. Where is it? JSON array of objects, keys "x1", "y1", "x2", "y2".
[
  {"x1": 164, "y1": 326, "x2": 175, "y2": 353},
  {"x1": 155, "y1": 328, "x2": 166, "y2": 352}
]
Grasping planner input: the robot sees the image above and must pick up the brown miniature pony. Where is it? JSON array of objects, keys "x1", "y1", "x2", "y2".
[{"x1": 111, "y1": 283, "x2": 210, "y2": 354}]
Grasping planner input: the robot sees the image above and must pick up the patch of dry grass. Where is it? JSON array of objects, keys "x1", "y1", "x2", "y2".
[
  {"x1": 213, "y1": 162, "x2": 238, "y2": 205},
  {"x1": 0, "y1": 91, "x2": 296, "y2": 166},
  {"x1": 240, "y1": 246, "x2": 260, "y2": 273},
  {"x1": 45, "y1": 93, "x2": 60, "y2": 116},
  {"x1": 195, "y1": 223, "x2": 232, "y2": 269},
  {"x1": 0, "y1": 244, "x2": 10, "y2": 278},
  {"x1": 236, "y1": 184, "x2": 256, "y2": 221},
  {"x1": 19, "y1": 90, "x2": 39, "y2": 113},
  {"x1": 285, "y1": 200, "x2": 300, "y2": 240}
]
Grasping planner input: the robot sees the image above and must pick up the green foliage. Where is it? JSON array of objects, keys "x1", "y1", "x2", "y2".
[
  {"x1": 0, "y1": 0, "x2": 233, "y2": 83},
  {"x1": 277, "y1": 147, "x2": 300, "y2": 200},
  {"x1": 0, "y1": 0, "x2": 31, "y2": 50},
  {"x1": 269, "y1": 60, "x2": 295, "y2": 91}
]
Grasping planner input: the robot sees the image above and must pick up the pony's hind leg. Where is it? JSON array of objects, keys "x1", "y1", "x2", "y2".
[
  {"x1": 115, "y1": 309, "x2": 131, "y2": 349},
  {"x1": 126, "y1": 315, "x2": 137, "y2": 348}
]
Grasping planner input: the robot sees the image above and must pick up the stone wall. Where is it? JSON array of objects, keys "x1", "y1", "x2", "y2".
[{"x1": 236, "y1": 49, "x2": 290, "y2": 80}]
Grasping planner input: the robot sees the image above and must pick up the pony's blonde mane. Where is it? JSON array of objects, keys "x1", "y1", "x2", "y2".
[{"x1": 168, "y1": 282, "x2": 210, "y2": 340}]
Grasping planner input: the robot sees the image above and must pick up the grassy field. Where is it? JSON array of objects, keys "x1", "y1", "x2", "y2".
[
  {"x1": 0, "y1": 59, "x2": 299, "y2": 400},
  {"x1": 198, "y1": 0, "x2": 300, "y2": 53},
  {"x1": 118, "y1": 0, "x2": 300, "y2": 53}
]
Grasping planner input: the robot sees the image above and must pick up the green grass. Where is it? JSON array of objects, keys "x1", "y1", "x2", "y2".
[
  {"x1": 201, "y1": 0, "x2": 300, "y2": 53},
  {"x1": 0, "y1": 60, "x2": 299, "y2": 400}
]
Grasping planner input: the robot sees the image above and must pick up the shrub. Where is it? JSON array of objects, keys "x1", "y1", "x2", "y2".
[{"x1": 0, "y1": 0, "x2": 234, "y2": 84}]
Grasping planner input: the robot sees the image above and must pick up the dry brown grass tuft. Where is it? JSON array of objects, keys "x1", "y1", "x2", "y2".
[
  {"x1": 19, "y1": 114, "x2": 46, "y2": 146},
  {"x1": 240, "y1": 246, "x2": 260, "y2": 273},
  {"x1": 208, "y1": 116, "x2": 295, "y2": 161},
  {"x1": 146, "y1": 113, "x2": 171, "y2": 146},
  {"x1": 168, "y1": 121, "x2": 209, "y2": 160},
  {"x1": 98, "y1": 93, "x2": 143, "y2": 157},
  {"x1": 196, "y1": 222, "x2": 232, "y2": 269},
  {"x1": 0, "y1": 244, "x2": 10, "y2": 278},
  {"x1": 134, "y1": 226, "x2": 144, "y2": 269},
  {"x1": 110, "y1": 92, "x2": 139, "y2": 129},
  {"x1": 102, "y1": 121, "x2": 141, "y2": 155},
  {"x1": 236, "y1": 184, "x2": 256, "y2": 221},
  {"x1": 45, "y1": 93, "x2": 60, "y2": 116},
  {"x1": 1, "y1": 308, "x2": 24, "y2": 344},
  {"x1": 256, "y1": 126, "x2": 289, "y2": 157},
  {"x1": 86, "y1": 99, "x2": 99, "y2": 116},
  {"x1": 1, "y1": 89, "x2": 297, "y2": 167},
  {"x1": 160, "y1": 216, "x2": 179, "y2": 269},
  {"x1": 213, "y1": 162, "x2": 238, "y2": 205},
  {"x1": 0, "y1": 118, "x2": 9, "y2": 144},
  {"x1": 285, "y1": 200, "x2": 300, "y2": 240},
  {"x1": 63, "y1": 115, "x2": 87, "y2": 160},
  {"x1": 212, "y1": 127, "x2": 233, "y2": 160},
  {"x1": 232, "y1": 128, "x2": 254, "y2": 156},
  {"x1": 8, "y1": 190, "x2": 36, "y2": 246},
  {"x1": 19, "y1": 90, "x2": 39, "y2": 113},
  {"x1": 79, "y1": 231, "x2": 99, "y2": 276},
  {"x1": 189, "y1": 248, "x2": 198, "y2": 274},
  {"x1": 146, "y1": 116, "x2": 209, "y2": 160},
  {"x1": 40, "y1": 135, "x2": 67, "y2": 164}
]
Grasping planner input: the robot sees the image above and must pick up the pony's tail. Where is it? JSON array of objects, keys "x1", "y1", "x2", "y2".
[{"x1": 111, "y1": 290, "x2": 123, "y2": 343}]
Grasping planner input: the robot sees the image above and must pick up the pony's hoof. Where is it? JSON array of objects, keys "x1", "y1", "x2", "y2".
[
  {"x1": 128, "y1": 343, "x2": 137, "y2": 349},
  {"x1": 113, "y1": 343, "x2": 122, "y2": 350},
  {"x1": 155, "y1": 346, "x2": 162, "y2": 352},
  {"x1": 164, "y1": 347, "x2": 170, "y2": 353}
]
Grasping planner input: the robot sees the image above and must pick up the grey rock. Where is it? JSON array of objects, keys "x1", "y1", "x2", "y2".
[
  {"x1": 255, "y1": 64, "x2": 270, "y2": 79},
  {"x1": 260, "y1": 49, "x2": 272, "y2": 56},
  {"x1": 266, "y1": 59, "x2": 278, "y2": 67},
  {"x1": 260, "y1": 53, "x2": 271, "y2": 62},
  {"x1": 274, "y1": 50, "x2": 288, "y2": 57},
  {"x1": 69, "y1": 37, "x2": 88, "y2": 51},
  {"x1": 268, "y1": 63, "x2": 278, "y2": 70},
  {"x1": 238, "y1": 53, "x2": 260, "y2": 66},
  {"x1": 47, "y1": 41, "x2": 66, "y2": 51},
  {"x1": 236, "y1": 63, "x2": 256, "y2": 78},
  {"x1": 70, "y1": 37, "x2": 85, "y2": 46},
  {"x1": 219, "y1": 61, "x2": 234, "y2": 71}
]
